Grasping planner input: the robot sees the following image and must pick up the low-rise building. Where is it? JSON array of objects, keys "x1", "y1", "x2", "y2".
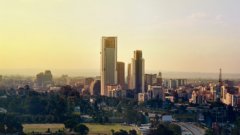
[
  {"x1": 147, "y1": 85, "x2": 165, "y2": 101},
  {"x1": 138, "y1": 93, "x2": 149, "y2": 102},
  {"x1": 162, "y1": 115, "x2": 173, "y2": 122}
]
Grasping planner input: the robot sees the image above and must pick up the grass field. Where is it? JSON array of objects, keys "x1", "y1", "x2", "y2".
[
  {"x1": 23, "y1": 124, "x2": 65, "y2": 133},
  {"x1": 23, "y1": 123, "x2": 139, "y2": 135},
  {"x1": 85, "y1": 123, "x2": 138, "y2": 135}
]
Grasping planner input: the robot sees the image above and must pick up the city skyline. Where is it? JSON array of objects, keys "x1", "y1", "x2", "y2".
[{"x1": 1, "y1": 0, "x2": 240, "y2": 75}]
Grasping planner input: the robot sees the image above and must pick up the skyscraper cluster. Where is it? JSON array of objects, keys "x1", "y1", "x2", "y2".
[
  {"x1": 101, "y1": 37, "x2": 145, "y2": 97},
  {"x1": 35, "y1": 70, "x2": 53, "y2": 88}
]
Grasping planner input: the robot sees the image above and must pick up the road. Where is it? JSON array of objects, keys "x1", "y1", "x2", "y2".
[{"x1": 175, "y1": 122, "x2": 206, "y2": 135}]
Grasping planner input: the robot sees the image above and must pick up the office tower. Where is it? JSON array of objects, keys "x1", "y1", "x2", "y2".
[
  {"x1": 101, "y1": 37, "x2": 117, "y2": 96},
  {"x1": 131, "y1": 50, "x2": 145, "y2": 94},
  {"x1": 36, "y1": 72, "x2": 45, "y2": 87},
  {"x1": 148, "y1": 86, "x2": 165, "y2": 101},
  {"x1": 219, "y1": 68, "x2": 223, "y2": 86},
  {"x1": 127, "y1": 63, "x2": 132, "y2": 89},
  {"x1": 117, "y1": 62, "x2": 125, "y2": 89},
  {"x1": 217, "y1": 68, "x2": 223, "y2": 100},
  {"x1": 36, "y1": 70, "x2": 53, "y2": 88},
  {"x1": 44, "y1": 70, "x2": 53, "y2": 84},
  {"x1": 168, "y1": 79, "x2": 177, "y2": 89},
  {"x1": 156, "y1": 72, "x2": 163, "y2": 86},
  {"x1": 90, "y1": 80, "x2": 101, "y2": 96},
  {"x1": 144, "y1": 74, "x2": 159, "y2": 86}
]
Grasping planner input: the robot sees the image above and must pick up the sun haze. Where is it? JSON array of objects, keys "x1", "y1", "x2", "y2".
[{"x1": 0, "y1": 0, "x2": 240, "y2": 75}]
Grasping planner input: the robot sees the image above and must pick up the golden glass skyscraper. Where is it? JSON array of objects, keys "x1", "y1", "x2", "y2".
[{"x1": 101, "y1": 37, "x2": 117, "y2": 96}]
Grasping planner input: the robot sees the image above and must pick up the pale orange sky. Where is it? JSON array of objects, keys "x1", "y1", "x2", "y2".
[{"x1": 0, "y1": 0, "x2": 240, "y2": 75}]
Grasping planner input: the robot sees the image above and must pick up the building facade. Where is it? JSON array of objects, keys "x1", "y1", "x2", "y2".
[
  {"x1": 117, "y1": 62, "x2": 125, "y2": 89},
  {"x1": 101, "y1": 37, "x2": 118, "y2": 96},
  {"x1": 131, "y1": 50, "x2": 145, "y2": 95},
  {"x1": 127, "y1": 63, "x2": 132, "y2": 89}
]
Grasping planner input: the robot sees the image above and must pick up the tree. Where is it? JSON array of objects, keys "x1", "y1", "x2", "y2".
[
  {"x1": 74, "y1": 124, "x2": 89, "y2": 135},
  {"x1": 226, "y1": 105, "x2": 235, "y2": 123},
  {"x1": 64, "y1": 119, "x2": 78, "y2": 132},
  {"x1": 145, "y1": 99, "x2": 163, "y2": 109},
  {"x1": 123, "y1": 107, "x2": 145, "y2": 125},
  {"x1": 123, "y1": 107, "x2": 137, "y2": 124},
  {"x1": 205, "y1": 129, "x2": 214, "y2": 135},
  {"x1": 168, "y1": 124, "x2": 181, "y2": 135},
  {"x1": 111, "y1": 129, "x2": 115, "y2": 135},
  {"x1": 232, "y1": 117, "x2": 240, "y2": 135},
  {"x1": 113, "y1": 130, "x2": 128, "y2": 135},
  {"x1": 129, "y1": 129, "x2": 137, "y2": 135},
  {"x1": 46, "y1": 128, "x2": 51, "y2": 133},
  {"x1": 0, "y1": 114, "x2": 23, "y2": 134},
  {"x1": 149, "y1": 123, "x2": 181, "y2": 135},
  {"x1": 0, "y1": 124, "x2": 6, "y2": 133}
]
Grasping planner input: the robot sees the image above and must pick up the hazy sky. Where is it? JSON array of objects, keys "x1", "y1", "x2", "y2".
[{"x1": 0, "y1": 0, "x2": 240, "y2": 75}]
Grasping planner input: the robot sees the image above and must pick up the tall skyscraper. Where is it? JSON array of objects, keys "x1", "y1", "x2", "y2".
[
  {"x1": 44, "y1": 70, "x2": 53, "y2": 84},
  {"x1": 131, "y1": 50, "x2": 145, "y2": 94},
  {"x1": 216, "y1": 68, "x2": 223, "y2": 101},
  {"x1": 101, "y1": 37, "x2": 117, "y2": 96},
  {"x1": 36, "y1": 70, "x2": 53, "y2": 88},
  {"x1": 117, "y1": 61, "x2": 125, "y2": 89},
  {"x1": 156, "y1": 72, "x2": 163, "y2": 86},
  {"x1": 219, "y1": 68, "x2": 224, "y2": 98},
  {"x1": 127, "y1": 63, "x2": 132, "y2": 89},
  {"x1": 90, "y1": 80, "x2": 101, "y2": 96}
]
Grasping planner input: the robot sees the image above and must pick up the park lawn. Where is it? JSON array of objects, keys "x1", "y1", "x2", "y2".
[
  {"x1": 23, "y1": 123, "x2": 139, "y2": 135},
  {"x1": 85, "y1": 123, "x2": 138, "y2": 135},
  {"x1": 23, "y1": 124, "x2": 65, "y2": 133}
]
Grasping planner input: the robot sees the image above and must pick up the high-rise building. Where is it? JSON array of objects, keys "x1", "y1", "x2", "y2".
[
  {"x1": 90, "y1": 80, "x2": 101, "y2": 96},
  {"x1": 101, "y1": 37, "x2": 117, "y2": 96},
  {"x1": 144, "y1": 74, "x2": 157, "y2": 86},
  {"x1": 131, "y1": 50, "x2": 145, "y2": 94},
  {"x1": 216, "y1": 68, "x2": 223, "y2": 100},
  {"x1": 147, "y1": 86, "x2": 165, "y2": 101},
  {"x1": 36, "y1": 72, "x2": 45, "y2": 87},
  {"x1": 117, "y1": 62, "x2": 125, "y2": 89},
  {"x1": 44, "y1": 70, "x2": 53, "y2": 84},
  {"x1": 168, "y1": 79, "x2": 177, "y2": 89},
  {"x1": 156, "y1": 72, "x2": 163, "y2": 86},
  {"x1": 127, "y1": 63, "x2": 132, "y2": 89},
  {"x1": 36, "y1": 70, "x2": 53, "y2": 88}
]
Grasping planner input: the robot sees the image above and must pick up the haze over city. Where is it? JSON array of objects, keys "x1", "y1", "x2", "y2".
[
  {"x1": 1, "y1": 0, "x2": 240, "y2": 76},
  {"x1": 2, "y1": 1, "x2": 240, "y2": 135}
]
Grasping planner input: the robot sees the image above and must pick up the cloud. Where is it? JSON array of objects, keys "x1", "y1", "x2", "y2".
[
  {"x1": 146, "y1": 12, "x2": 226, "y2": 34},
  {"x1": 190, "y1": 12, "x2": 209, "y2": 20},
  {"x1": 189, "y1": 12, "x2": 224, "y2": 23},
  {"x1": 215, "y1": 14, "x2": 223, "y2": 21}
]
